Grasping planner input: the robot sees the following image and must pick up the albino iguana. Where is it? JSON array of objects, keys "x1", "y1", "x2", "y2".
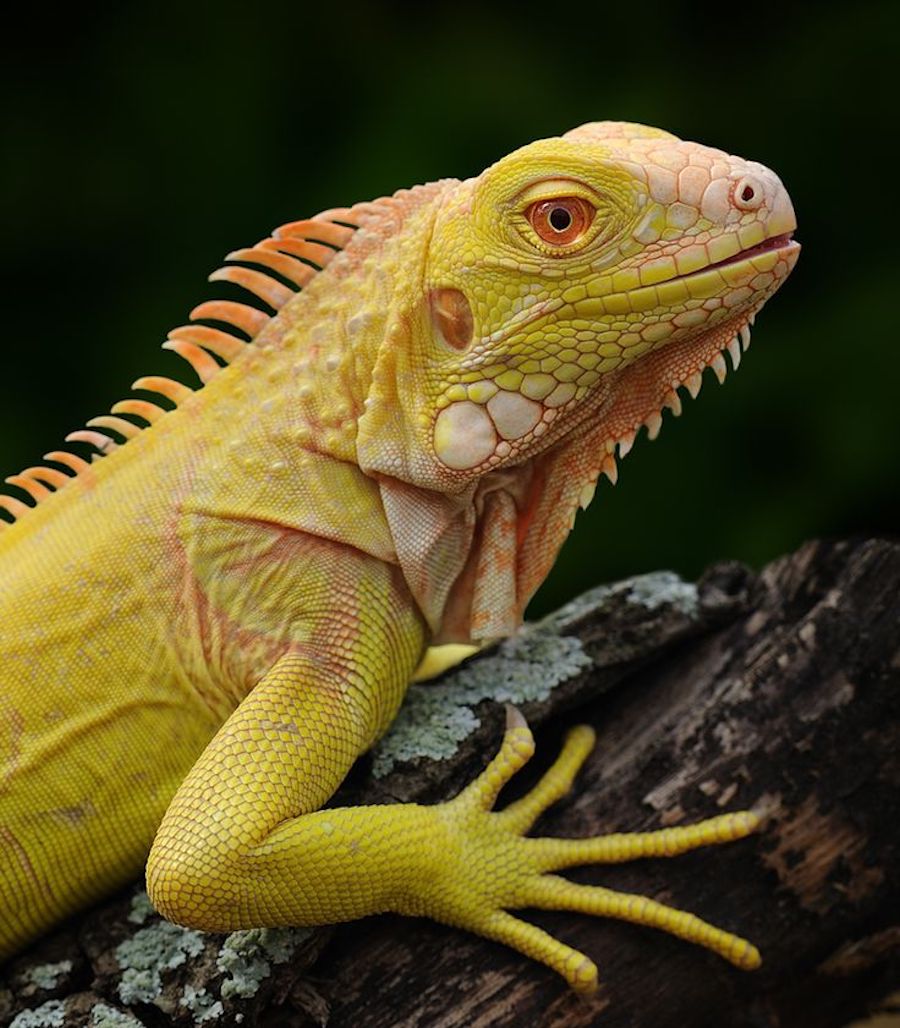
[{"x1": 0, "y1": 121, "x2": 798, "y2": 996}]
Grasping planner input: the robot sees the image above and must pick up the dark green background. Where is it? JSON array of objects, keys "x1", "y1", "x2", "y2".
[{"x1": 1, "y1": 2, "x2": 896, "y2": 615}]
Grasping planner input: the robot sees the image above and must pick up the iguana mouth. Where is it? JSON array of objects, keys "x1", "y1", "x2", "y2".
[
  {"x1": 716, "y1": 231, "x2": 796, "y2": 266},
  {"x1": 482, "y1": 234, "x2": 798, "y2": 350},
  {"x1": 679, "y1": 232, "x2": 798, "y2": 280}
]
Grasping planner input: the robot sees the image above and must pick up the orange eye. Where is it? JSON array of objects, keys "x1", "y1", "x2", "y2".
[{"x1": 526, "y1": 196, "x2": 595, "y2": 246}]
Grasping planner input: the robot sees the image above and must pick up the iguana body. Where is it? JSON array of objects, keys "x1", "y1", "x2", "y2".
[{"x1": 0, "y1": 122, "x2": 798, "y2": 995}]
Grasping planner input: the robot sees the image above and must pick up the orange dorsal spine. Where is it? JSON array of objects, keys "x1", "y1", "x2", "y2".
[{"x1": 0, "y1": 208, "x2": 359, "y2": 529}]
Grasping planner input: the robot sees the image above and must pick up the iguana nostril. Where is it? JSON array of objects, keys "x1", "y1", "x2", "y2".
[{"x1": 734, "y1": 176, "x2": 764, "y2": 211}]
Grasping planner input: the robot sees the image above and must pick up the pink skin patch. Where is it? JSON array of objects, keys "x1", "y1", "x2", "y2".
[
  {"x1": 433, "y1": 390, "x2": 547, "y2": 470},
  {"x1": 433, "y1": 401, "x2": 497, "y2": 470},
  {"x1": 486, "y1": 391, "x2": 543, "y2": 440}
]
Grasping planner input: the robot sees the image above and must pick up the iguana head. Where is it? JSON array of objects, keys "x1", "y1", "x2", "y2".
[
  {"x1": 421, "y1": 120, "x2": 797, "y2": 478},
  {"x1": 361, "y1": 121, "x2": 799, "y2": 640}
]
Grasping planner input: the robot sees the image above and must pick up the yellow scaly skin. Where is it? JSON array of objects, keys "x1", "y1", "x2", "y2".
[{"x1": 0, "y1": 121, "x2": 798, "y2": 996}]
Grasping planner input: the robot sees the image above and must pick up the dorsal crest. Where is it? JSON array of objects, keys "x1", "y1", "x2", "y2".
[{"x1": 0, "y1": 207, "x2": 360, "y2": 527}]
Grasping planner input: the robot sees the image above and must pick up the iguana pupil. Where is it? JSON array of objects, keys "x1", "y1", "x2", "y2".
[{"x1": 549, "y1": 206, "x2": 571, "y2": 231}]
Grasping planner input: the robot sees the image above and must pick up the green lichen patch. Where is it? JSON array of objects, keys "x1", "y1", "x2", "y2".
[
  {"x1": 114, "y1": 922, "x2": 205, "y2": 1005},
  {"x1": 373, "y1": 570, "x2": 698, "y2": 778},
  {"x1": 623, "y1": 571, "x2": 698, "y2": 614},
  {"x1": 544, "y1": 570, "x2": 698, "y2": 632},
  {"x1": 373, "y1": 629, "x2": 591, "y2": 777},
  {"x1": 9, "y1": 999, "x2": 65, "y2": 1028},
  {"x1": 216, "y1": 927, "x2": 308, "y2": 1001},
  {"x1": 110, "y1": 911, "x2": 308, "y2": 1021},
  {"x1": 18, "y1": 961, "x2": 72, "y2": 992},
  {"x1": 89, "y1": 1002, "x2": 145, "y2": 1028},
  {"x1": 179, "y1": 985, "x2": 223, "y2": 1023},
  {"x1": 126, "y1": 891, "x2": 155, "y2": 926}
]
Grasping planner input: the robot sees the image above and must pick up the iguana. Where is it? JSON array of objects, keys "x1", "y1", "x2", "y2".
[{"x1": 0, "y1": 121, "x2": 798, "y2": 997}]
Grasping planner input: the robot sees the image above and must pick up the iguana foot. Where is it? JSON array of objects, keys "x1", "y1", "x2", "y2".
[{"x1": 420, "y1": 707, "x2": 760, "y2": 995}]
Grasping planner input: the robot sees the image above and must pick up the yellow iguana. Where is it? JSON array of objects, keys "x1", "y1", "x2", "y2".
[{"x1": 0, "y1": 121, "x2": 798, "y2": 997}]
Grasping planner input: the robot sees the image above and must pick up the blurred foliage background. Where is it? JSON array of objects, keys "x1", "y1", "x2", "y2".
[{"x1": 0, "y1": 1, "x2": 896, "y2": 616}]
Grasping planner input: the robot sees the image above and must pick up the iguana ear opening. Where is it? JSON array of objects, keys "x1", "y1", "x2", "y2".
[{"x1": 430, "y1": 288, "x2": 474, "y2": 352}]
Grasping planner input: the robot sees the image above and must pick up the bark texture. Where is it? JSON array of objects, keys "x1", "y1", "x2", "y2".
[{"x1": 2, "y1": 537, "x2": 898, "y2": 1028}]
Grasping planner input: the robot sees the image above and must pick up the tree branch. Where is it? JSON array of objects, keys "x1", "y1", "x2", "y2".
[{"x1": 3, "y1": 538, "x2": 898, "y2": 1028}]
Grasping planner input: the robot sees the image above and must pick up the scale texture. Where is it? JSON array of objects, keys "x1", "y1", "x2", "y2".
[{"x1": 0, "y1": 121, "x2": 798, "y2": 996}]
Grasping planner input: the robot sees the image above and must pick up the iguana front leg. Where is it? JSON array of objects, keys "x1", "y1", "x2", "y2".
[
  {"x1": 146, "y1": 550, "x2": 429, "y2": 930},
  {"x1": 147, "y1": 557, "x2": 758, "y2": 994}
]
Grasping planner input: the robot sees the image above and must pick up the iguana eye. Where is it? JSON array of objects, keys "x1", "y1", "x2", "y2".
[{"x1": 526, "y1": 197, "x2": 595, "y2": 246}]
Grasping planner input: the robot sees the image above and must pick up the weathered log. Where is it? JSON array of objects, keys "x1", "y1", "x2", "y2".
[{"x1": 2, "y1": 537, "x2": 898, "y2": 1027}]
